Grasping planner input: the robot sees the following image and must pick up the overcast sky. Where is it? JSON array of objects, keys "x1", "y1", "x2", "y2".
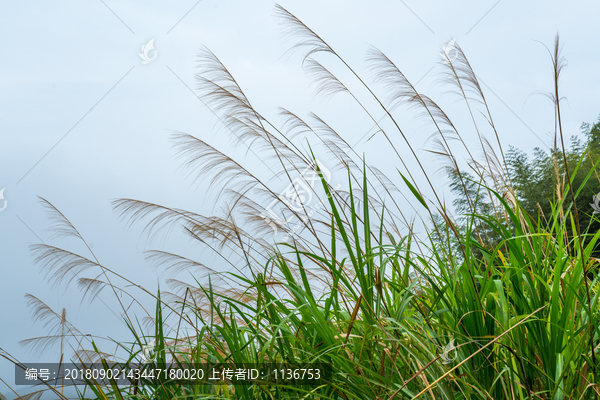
[{"x1": 1, "y1": 1, "x2": 599, "y2": 397}]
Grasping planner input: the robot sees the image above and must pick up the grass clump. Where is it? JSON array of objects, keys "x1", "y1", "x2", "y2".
[{"x1": 3, "y1": 4, "x2": 600, "y2": 400}]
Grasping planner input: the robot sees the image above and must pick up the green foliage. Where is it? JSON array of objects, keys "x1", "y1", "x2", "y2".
[
  {"x1": 445, "y1": 115, "x2": 600, "y2": 258},
  {"x1": 506, "y1": 117, "x2": 600, "y2": 235},
  {"x1": 74, "y1": 168, "x2": 600, "y2": 399}
]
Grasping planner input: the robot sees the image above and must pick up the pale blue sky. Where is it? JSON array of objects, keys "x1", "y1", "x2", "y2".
[{"x1": 1, "y1": 1, "x2": 599, "y2": 397}]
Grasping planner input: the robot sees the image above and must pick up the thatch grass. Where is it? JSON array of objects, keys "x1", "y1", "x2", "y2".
[{"x1": 3, "y1": 4, "x2": 600, "y2": 399}]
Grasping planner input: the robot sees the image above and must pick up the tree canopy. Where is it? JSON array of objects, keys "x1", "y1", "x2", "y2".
[{"x1": 442, "y1": 115, "x2": 600, "y2": 259}]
